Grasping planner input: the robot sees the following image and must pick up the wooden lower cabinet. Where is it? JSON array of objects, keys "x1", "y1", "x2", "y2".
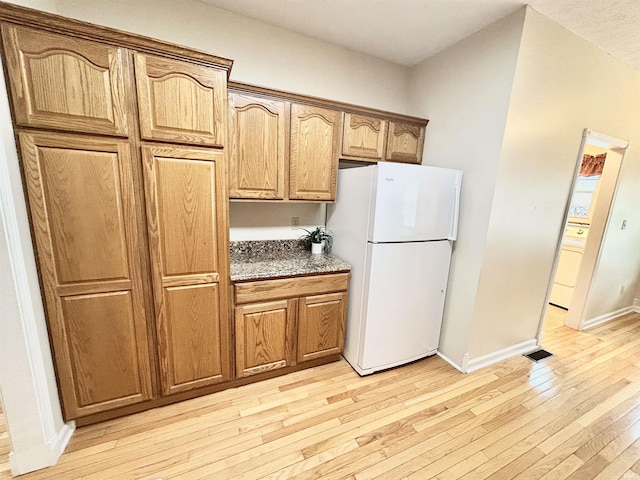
[
  {"x1": 233, "y1": 273, "x2": 349, "y2": 378},
  {"x1": 235, "y1": 299, "x2": 297, "y2": 377},
  {"x1": 297, "y1": 292, "x2": 347, "y2": 363}
]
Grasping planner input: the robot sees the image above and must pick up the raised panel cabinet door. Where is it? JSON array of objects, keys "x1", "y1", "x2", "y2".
[
  {"x1": 2, "y1": 25, "x2": 129, "y2": 136},
  {"x1": 385, "y1": 120, "x2": 426, "y2": 164},
  {"x1": 297, "y1": 292, "x2": 347, "y2": 363},
  {"x1": 142, "y1": 145, "x2": 231, "y2": 395},
  {"x1": 235, "y1": 299, "x2": 297, "y2": 378},
  {"x1": 18, "y1": 132, "x2": 152, "y2": 419},
  {"x1": 342, "y1": 113, "x2": 387, "y2": 160},
  {"x1": 289, "y1": 104, "x2": 342, "y2": 201},
  {"x1": 135, "y1": 53, "x2": 226, "y2": 147},
  {"x1": 228, "y1": 92, "x2": 287, "y2": 199}
]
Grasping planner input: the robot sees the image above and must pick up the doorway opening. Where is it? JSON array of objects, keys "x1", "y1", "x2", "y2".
[{"x1": 538, "y1": 129, "x2": 628, "y2": 338}]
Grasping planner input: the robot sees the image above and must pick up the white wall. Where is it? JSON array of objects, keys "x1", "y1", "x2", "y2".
[
  {"x1": 466, "y1": 7, "x2": 640, "y2": 359},
  {"x1": 0, "y1": 53, "x2": 72, "y2": 475},
  {"x1": 583, "y1": 148, "x2": 640, "y2": 319},
  {"x1": 407, "y1": 10, "x2": 526, "y2": 367},
  {"x1": 229, "y1": 203, "x2": 326, "y2": 241},
  {"x1": 47, "y1": 0, "x2": 409, "y2": 113},
  {"x1": 6, "y1": 0, "x2": 55, "y2": 10}
]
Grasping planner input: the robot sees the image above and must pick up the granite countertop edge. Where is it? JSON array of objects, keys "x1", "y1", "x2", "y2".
[{"x1": 230, "y1": 239, "x2": 351, "y2": 282}]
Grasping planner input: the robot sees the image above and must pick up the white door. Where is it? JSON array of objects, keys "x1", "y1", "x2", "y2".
[
  {"x1": 370, "y1": 162, "x2": 461, "y2": 243},
  {"x1": 358, "y1": 240, "x2": 452, "y2": 372}
]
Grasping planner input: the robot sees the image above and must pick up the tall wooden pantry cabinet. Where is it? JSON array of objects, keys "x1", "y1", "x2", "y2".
[{"x1": 0, "y1": 9, "x2": 232, "y2": 421}]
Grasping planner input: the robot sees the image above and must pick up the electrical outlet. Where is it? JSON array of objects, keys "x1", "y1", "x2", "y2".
[{"x1": 291, "y1": 216, "x2": 299, "y2": 229}]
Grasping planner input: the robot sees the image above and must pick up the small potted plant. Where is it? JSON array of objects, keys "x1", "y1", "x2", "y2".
[{"x1": 300, "y1": 226, "x2": 333, "y2": 254}]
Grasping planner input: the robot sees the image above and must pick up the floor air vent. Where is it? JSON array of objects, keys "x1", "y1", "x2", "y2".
[{"x1": 524, "y1": 349, "x2": 553, "y2": 362}]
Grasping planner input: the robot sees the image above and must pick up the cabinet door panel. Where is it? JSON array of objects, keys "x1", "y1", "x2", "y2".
[
  {"x1": 229, "y1": 93, "x2": 286, "y2": 199},
  {"x1": 385, "y1": 121, "x2": 426, "y2": 164},
  {"x1": 154, "y1": 156, "x2": 218, "y2": 277},
  {"x1": 135, "y1": 54, "x2": 226, "y2": 147},
  {"x1": 164, "y1": 284, "x2": 224, "y2": 389},
  {"x1": 143, "y1": 145, "x2": 230, "y2": 395},
  {"x1": 61, "y1": 292, "x2": 146, "y2": 410},
  {"x1": 235, "y1": 299, "x2": 296, "y2": 378},
  {"x1": 2, "y1": 25, "x2": 129, "y2": 136},
  {"x1": 19, "y1": 132, "x2": 151, "y2": 419},
  {"x1": 298, "y1": 292, "x2": 347, "y2": 362},
  {"x1": 289, "y1": 104, "x2": 341, "y2": 201},
  {"x1": 39, "y1": 147, "x2": 129, "y2": 284},
  {"x1": 342, "y1": 113, "x2": 386, "y2": 160}
]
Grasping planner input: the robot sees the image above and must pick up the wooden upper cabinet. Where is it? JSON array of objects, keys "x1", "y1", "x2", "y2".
[
  {"x1": 342, "y1": 113, "x2": 387, "y2": 160},
  {"x1": 289, "y1": 104, "x2": 341, "y2": 201},
  {"x1": 229, "y1": 93, "x2": 287, "y2": 199},
  {"x1": 385, "y1": 120, "x2": 426, "y2": 165},
  {"x1": 1, "y1": 25, "x2": 129, "y2": 136},
  {"x1": 18, "y1": 132, "x2": 152, "y2": 419},
  {"x1": 142, "y1": 145, "x2": 230, "y2": 395},
  {"x1": 134, "y1": 53, "x2": 226, "y2": 147}
]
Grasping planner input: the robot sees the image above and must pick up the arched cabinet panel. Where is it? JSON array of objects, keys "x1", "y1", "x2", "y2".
[
  {"x1": 289, "y1": 104, "x2": 341, "y2": 201},
  {"x1": 229, "y1": 93, "x2": 287, "y2": 199},
  {"x1": 135, "y1": 53, "x2": 226, "y2": 147},
  {"x1": 2, "y1": 25, "x2": 129, "y2": 136}
]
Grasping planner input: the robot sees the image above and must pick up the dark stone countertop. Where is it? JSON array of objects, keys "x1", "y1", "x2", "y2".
[{"x1": 230, "y1": 239, "x2": 351, "y2": 282}]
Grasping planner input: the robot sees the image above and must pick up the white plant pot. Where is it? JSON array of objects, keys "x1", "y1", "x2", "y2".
[{"x1": 311, "y1": 242, "x2": 323, "y2": 254}]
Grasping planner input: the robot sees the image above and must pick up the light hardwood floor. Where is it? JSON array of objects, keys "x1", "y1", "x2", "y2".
[
  {"x1": 2, "y1": 307, "x2": 640, "y2": 479},
  {"x1": 0, "y1": 402, "x2": 9, "y2": 479}
]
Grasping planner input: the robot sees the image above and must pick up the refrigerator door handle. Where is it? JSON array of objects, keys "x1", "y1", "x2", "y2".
[{"x1": 448, "y1": 175, "x2": 462, "y2": 241}]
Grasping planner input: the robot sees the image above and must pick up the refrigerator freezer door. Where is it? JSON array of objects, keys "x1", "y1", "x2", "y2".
[
  {"x1": 370, "y1": 162, "x2": 462, "y2": 242},
  {"x1": 358, "y1": 240, "x2": 452, "y2": 373}
]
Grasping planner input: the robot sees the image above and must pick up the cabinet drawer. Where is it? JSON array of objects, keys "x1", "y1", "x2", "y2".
[{"x1": 235, "y1": 273, "x2": 349, "y2": 305}]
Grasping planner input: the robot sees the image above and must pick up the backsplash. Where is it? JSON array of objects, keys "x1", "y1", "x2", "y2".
[{"x1": 230, "y1": 239, "x2": 308, "y2": 260}]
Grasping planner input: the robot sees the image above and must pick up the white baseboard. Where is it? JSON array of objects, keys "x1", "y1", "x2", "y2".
[
  {"x1": 9, "y1": 421, "x2": 75, "y2": 475},
  {"x1": 49, "y1": 421, "x2": 75, "y2": 465},
  {"x1": 464, "y1": 339, "x2": 538, "y2": 373},
  {"x1": 583, "y1": 305, "x2": 638, "y2": 330},
  {"x1": 436, "y1": 351, "x2": 465, "y2": 373}
]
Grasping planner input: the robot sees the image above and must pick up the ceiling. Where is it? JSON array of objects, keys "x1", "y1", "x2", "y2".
[{"x1": 199, "y1": 0, "x2": 640, "y2": 70}]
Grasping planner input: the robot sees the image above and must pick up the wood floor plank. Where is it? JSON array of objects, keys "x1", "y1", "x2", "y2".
[
  {"x1": 2, "y1": 309, "x2": 640, "y2": 480},
  {"x1": 512, "y1": 391, "x2": 640, "y2": 479}
]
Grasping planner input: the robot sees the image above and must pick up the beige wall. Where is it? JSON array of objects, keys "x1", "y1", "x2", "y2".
[
  {"x1": 27, "y1": 0, "x2": 413, "y2": 242},
  {"x1": 467, "y1": 7, "x2": 640, "y2": 358},
  {"x1": 48, "y1": 0, "x2": 409, "y2": 113},
  {"x1": 6, "y1": 0, "x2": 55, "y2": 10},
  {"x1": 229, "y1": 203, "x2": 326, "y2": 241},
  {"x1": 583, "y1": 145, "x2": 640, "y2": 320},
  {"x1": 407, "y1": 10, "x2": 526, "y2": 367}
]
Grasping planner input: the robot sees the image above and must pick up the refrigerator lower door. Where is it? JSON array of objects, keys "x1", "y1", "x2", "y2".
[{"x1": 358, "y1": 240, "x2": 452, "y2": 374}]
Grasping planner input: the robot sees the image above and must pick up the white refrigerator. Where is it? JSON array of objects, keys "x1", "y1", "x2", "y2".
[{"x1": 327, "y1": 162, "x2": 462, "y2": 375}]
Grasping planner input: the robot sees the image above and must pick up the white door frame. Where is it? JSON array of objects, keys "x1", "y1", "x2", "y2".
[
  {"x1": 0, "y1": 54, "x2": 74, "y2": 476},
  {"x1": 536, "y1": 129, "x2": 628, "y2": 340}
]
